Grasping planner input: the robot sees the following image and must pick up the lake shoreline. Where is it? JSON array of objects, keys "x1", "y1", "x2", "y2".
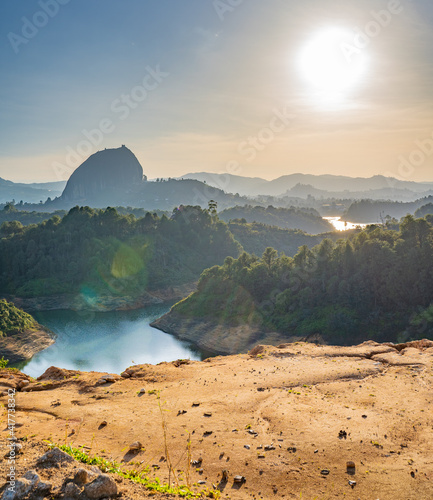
[
  {"x1": 4, "y1": 282, "x2": 197, "y2": 313},
  {"x1": 18, "y1": 303, "x2": 205, "y2": 378},
  {"x1": 0, "y1": 327, "x2": 55, "y2": 365},
  {"x1": 151, "y1": 310, "x2": 302, "y2": 355}
]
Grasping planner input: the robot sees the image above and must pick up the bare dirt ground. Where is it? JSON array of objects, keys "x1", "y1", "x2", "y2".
[{"x1": 1, "y1": 340, "x2": 433, "y2": 499}]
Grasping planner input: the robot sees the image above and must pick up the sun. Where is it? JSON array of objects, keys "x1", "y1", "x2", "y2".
[{"x1": 297, "y1": 27, "x2": 369, "y2": 106}]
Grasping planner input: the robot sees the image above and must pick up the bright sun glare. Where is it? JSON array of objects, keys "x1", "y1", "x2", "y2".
[{"x1": 298, "y1": 27, "x2": 369, "y2": 106}]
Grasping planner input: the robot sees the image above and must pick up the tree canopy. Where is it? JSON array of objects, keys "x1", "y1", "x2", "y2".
[
  {"x1": 173, "y1": 215, "x2": 433, "y2": 345},
  {"x1": 0, "y1": 205, "x2": 241, "y2": 297},
  {"x1": 0, "y1": 299, "x2": 38, "y2": 337}
]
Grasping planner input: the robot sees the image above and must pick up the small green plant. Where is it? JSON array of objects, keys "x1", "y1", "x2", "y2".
[
  {"x1": 186, "y1": 432, "x2": 192, "y2": 488},
  {"x1": 157, "y1": 393, "x2": 178, "y2": 489},
  {"x1": 49, "y1": 443, "x2": 219, "y2": 498},
  {"x1": 0, "y1": 357, "x2": 8, "y2": 368}
]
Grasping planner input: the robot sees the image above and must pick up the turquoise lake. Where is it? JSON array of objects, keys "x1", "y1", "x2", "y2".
[{"x1": 19, "y1": 304, "x2": 207, "y2": 377}]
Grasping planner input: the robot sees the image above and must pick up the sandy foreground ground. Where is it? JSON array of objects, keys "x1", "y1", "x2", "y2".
[{"x1": 0, "y1": 340, "x2": 433, "y2": 499}]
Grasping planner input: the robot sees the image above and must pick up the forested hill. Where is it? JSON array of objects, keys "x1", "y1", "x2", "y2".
[
  {"x1": 0, "y1": 205, "x2": 337, "y2": 306},
  {"x1": 0, "y1": 299, "x2": 38, "y2": 337},
  {"x1": 343, "y1": 196, "x2": 433, "y2": 223},
  {"x1": 415, "y1": 203, "x2": 433, "y2": 218},
  {"x1": 0, "y1": 202, "x2": 334, "y2": 237},
  {"x1": 171, "y1": 214, "x2": 433, "y2": 345},
  {"x1": 0, "y1": 205, "x2": 241, "y2": 298},
  {"x1": 0, "y1": 204, "x2": 173, "y2": 228},
  {"x1": 227, "y1": 220, "x2": 321, "y2": 257},
  {"x1": 219, "y1": 205, "x2": 332, "y2": 234},
  {"x1": 0, "y1": 203, "x2": 67, "y2": 227}
]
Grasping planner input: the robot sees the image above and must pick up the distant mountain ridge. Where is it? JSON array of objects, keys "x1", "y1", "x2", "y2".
[
  {"x1": 2, "y1": 149, "x2": 433, "y2": 209},
  {"x1": 283, "y1": 183, "x2": 433, "y2": 202},
  {"x1": 181, "y1": 172, "x2": 433, "y2": 199},
  {"x1": 23, "y1": 181, "x2": 67, "y2": 191},
  {"x1": 23, "y1": 146, "x2": 251, "y2": 210},
  {"x1": 0, "y1": 177, "x2": 65, "y2": 204},
  {"x1": 32, "y1": 146, "x2": 252, "y2": 211}
]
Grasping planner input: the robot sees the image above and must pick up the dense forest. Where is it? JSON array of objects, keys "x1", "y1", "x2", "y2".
[
  {"x1": 227, "y1": 220, "x2": 362, "y2": 257},
  {"x1": 343, "y1": 196, "x2": 433, "y2": 223},
  {"x1": 0, "y1": 203, "x2": 168, "y2": 227},
  {"x1": 0, "y1": 205, "x2": 241, "y2": 297},
  {"x1": 0, "y1": 299, "x2": 38, "y2": 337},
  {"x1": 0, "y1": 203, "x2": 67, "y2": 227},
  {"x1": 173, "y1": 214, "x2": 433, "y2": 345},
  {"x1": 227, "y1": 220, "x2": 322, "y2": 257},
  {"x1": 219, "y1": 205, "x2": 332, "y2": 234},
  {"x1": 415, "y1": 203, "x2": 433, "y2": 218},
  {"x1": 0, "y1": 204, "x2": 340, "y2": 299},
  {"x1": 2, "y1": 201, "x2": 433, "y2": 345}
]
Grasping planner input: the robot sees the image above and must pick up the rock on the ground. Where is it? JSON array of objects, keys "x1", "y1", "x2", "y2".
[
  {"x1": 84, "y1": 474, "x2": 117, "y2": 499},
  {"x1": 36, "y1": 447, "x2": 74, "y2": 467},
  {"x1": 73, "y1": 468, "x2": 97, "y2": 486},
  {"x1": 128, "y1": 441, "x2": 143, "y2": 452},
  {"x1": 64, "y1": 481, "x2": 81, "y2": 498},
  {"x1": 1, "y1": 470, "x2": 40, "y2": 500}
]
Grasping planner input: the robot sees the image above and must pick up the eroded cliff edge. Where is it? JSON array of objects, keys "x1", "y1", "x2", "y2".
[
  {"x1": 151, "y1": 310, "x2": 299, "y2": 354},
  {"x1": 0, "y1": 327, "x2": 54, "y2": 364}
]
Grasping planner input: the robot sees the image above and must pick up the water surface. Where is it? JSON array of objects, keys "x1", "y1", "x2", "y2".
[
  {"x1": 20, "y1": 304, "x2": 207, "y2": 377},
  {"x1": 323, "y1": 216, "x2": 373, "y2": 231}
]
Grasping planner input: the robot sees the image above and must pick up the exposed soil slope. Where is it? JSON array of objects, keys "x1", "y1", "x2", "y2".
[
  {"x1": 151, "y1": 311, "x2": 291, "y2": 355},
  {"x1": 1, "y1": 340, "x2": 433, "y2": 499},
  {"x1": 0, "y1": 328, "x2": 54, "y2": 364}
]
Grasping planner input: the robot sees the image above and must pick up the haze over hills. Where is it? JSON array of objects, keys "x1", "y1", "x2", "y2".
[
  {"x1": 15, "y1": 146, "x2": 249, "y2": 211},
  {"x1": 2, "y1": 146, "x2": 433, "y2": 223},
  {"x1": 281, "y1": 183, "x2": 433, "y2": 202},
  {"x1": 219, "y1": 205, "x2": 332, "y2": 234},
  {"x1": 3, "y1": 170, "x2": 432, "y2": 206},
  {"x1": 0, "y1": 177, "x2": 65, "y2": 204},
  {"x1": 181, "y1": 172, "x2": 433, "y2": 199},
  {"x1": 24, "y1": 181, "x2": 67, "y2": 191},
  {"x1": 343, "y1": 196, "x2": 433, "y2": 223}
]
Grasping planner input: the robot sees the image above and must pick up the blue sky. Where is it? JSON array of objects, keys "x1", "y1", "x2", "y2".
[{"x1": 1, "y1": 0, "x2": 433, "y2": 182}]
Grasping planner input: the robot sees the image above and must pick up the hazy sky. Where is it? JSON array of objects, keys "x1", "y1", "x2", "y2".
[{"x1": 1, "y1": 0, "x2": 433, "y2": 182}]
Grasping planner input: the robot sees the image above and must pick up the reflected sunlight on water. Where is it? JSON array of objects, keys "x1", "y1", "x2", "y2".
[{"x1": 323, "y1": 216, "x2": 372, "y2": 231}]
